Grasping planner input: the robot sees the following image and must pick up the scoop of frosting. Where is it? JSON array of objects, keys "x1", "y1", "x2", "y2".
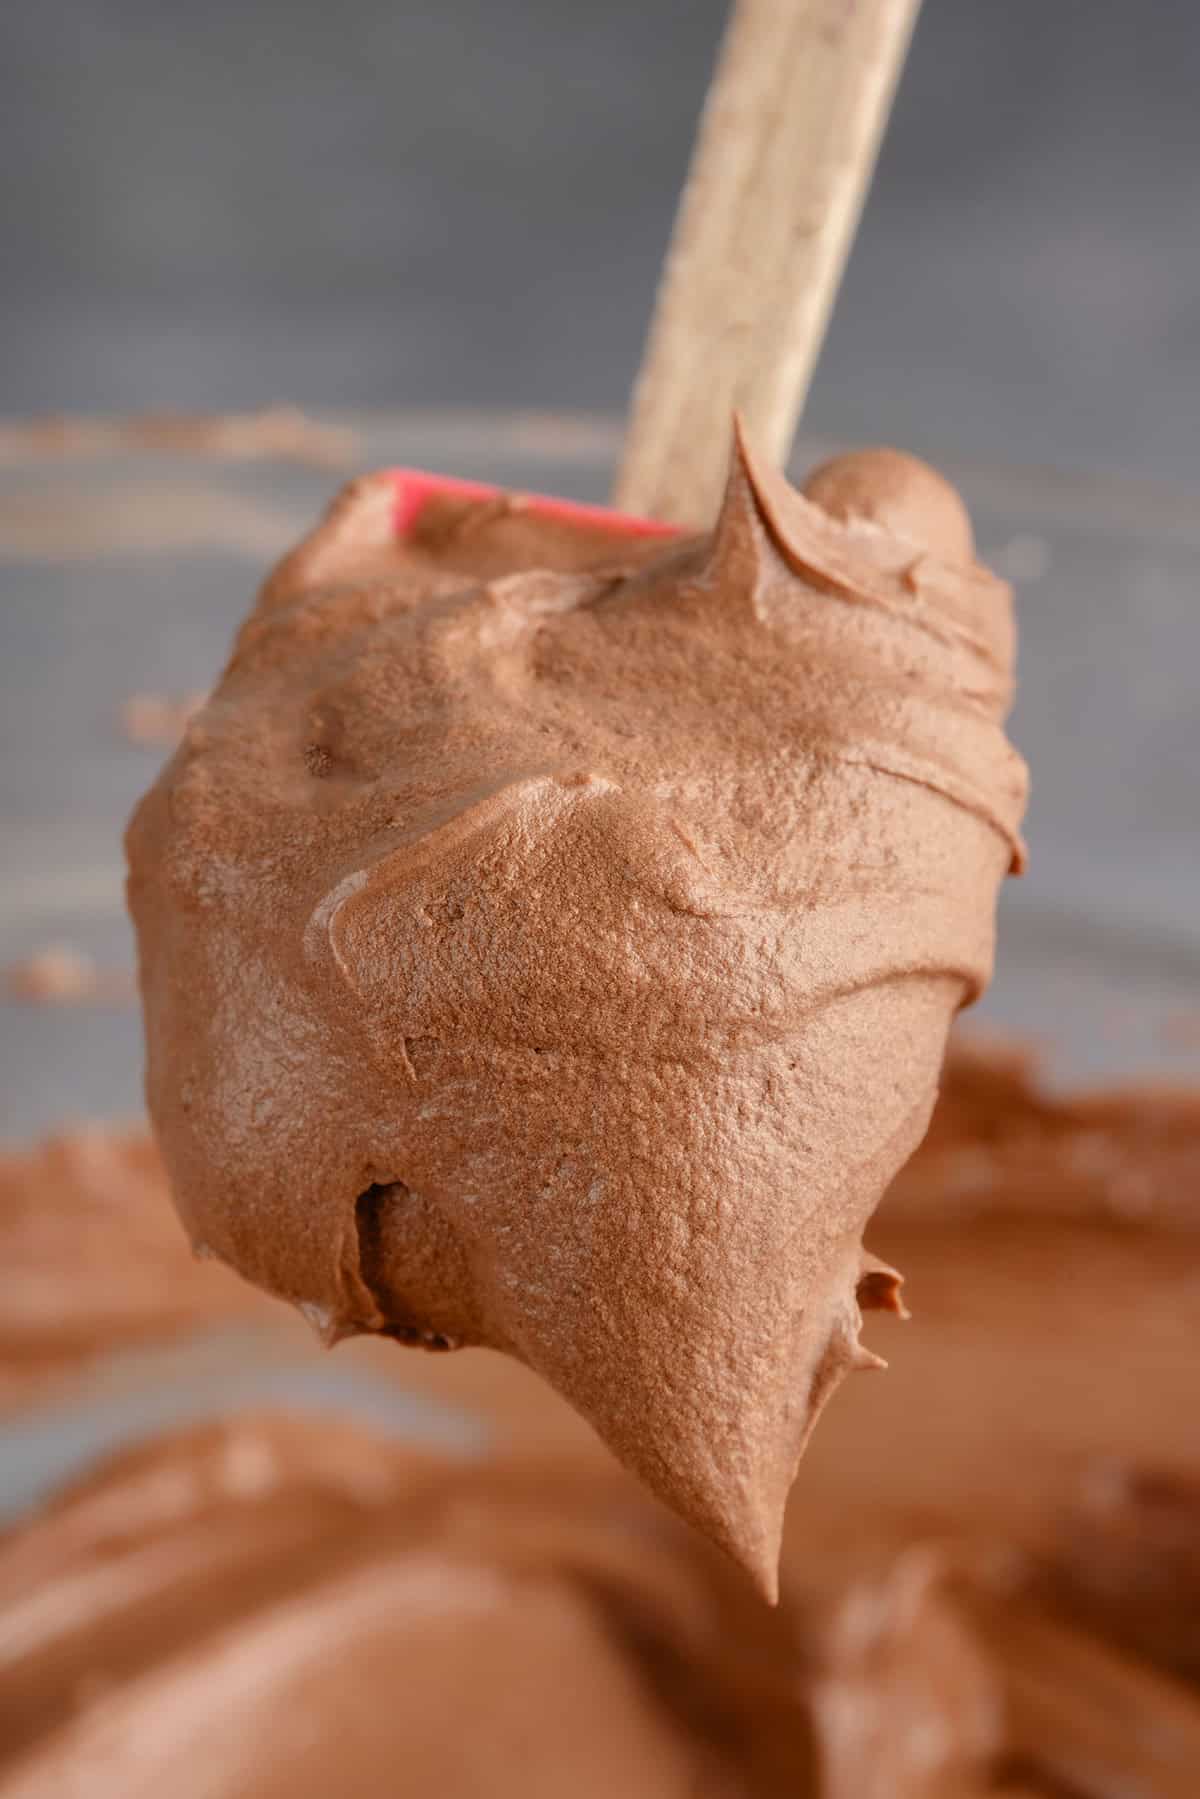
[{"x1": 126, "y1": 427, "x2": 1027, "y2": 1592}]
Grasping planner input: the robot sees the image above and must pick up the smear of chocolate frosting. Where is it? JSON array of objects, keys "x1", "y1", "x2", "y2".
[
  {"x1": 126, "y1": 428, "x2": 1028, "y2": 1591},
  {"x1": 887, "y1": 1030, "x2": 1200, "y2": 1229},
  {"x1": 0, "y1": 407, "x2": 356, "y2": 469},
  {"x1": 2, "y1": 1406, "x2": 1197, "y2": 1797},
  {"x1": 2, "y1": 1041, "x2": 1197, "y2": 1793},
  {"x1": 0, "y1": 1130, "x2": 260, "y2": 1405},
  {"x1": 0, "y1": 1411, "x2": 999, "y2": 1799}
]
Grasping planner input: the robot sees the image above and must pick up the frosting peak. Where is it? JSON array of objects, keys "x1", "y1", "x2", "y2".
[{"x1": 127, "y1": 431, "x2": 1027, "y2": 1590}]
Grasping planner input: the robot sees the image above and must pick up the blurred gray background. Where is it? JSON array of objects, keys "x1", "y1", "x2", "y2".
[{"x1": 2, "y1": 0, "x2": 1196, "y2": 480}]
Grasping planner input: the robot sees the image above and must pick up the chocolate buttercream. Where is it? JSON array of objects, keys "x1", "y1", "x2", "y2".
[
  {"x1": 126, "y1": 431, "x2": 1027, "y2": 1590},
  {"x1": 887, "y1": 1029, "x2": 1200, "y2": 1228},
  {"x1": 3, "y1": 1039, "x2": 1197, "y2": 1793},
  {"x1": 0, "y1": 1130, "x2": 260, "y2": 1405},
  {"x1": 0, "y1": 1410, "x2": 1001, "y2": 1798},
  {"x1": 2, "y1": 1407, "x2": 1197, "y2": 1797}
]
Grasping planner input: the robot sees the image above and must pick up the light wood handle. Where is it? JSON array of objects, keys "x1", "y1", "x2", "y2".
[{"x1": 614, "y1": 0, "x2": 921, "y2": 526}]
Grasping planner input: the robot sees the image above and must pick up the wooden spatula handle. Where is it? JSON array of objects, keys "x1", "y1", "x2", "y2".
[{"x1": 614, "y1": 0, "x2": 922, "y2": 527}]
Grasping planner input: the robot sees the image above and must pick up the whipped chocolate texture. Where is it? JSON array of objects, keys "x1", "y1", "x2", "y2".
[
  {"x1": 784, "y1": 1032, "x2": 1200, "y2": 1570},
  {"x1": 5, "y1": 1040, "x2": 1198, "y2": 1796},
  {"x1": 0, "y1": 1129, "x2": 261, "y2": 1406},
  {"x1": 0, "y1": 1411, "x2": 1000, "y2": 1799},
  {"x1": 126, "y1": 429, "x2": 1028, "y2": 1590},
  {"x1": 3, "y1": 1408, "x2": 1198, "y2": 1798}
]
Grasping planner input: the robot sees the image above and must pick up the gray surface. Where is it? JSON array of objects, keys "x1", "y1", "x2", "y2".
[{"x1": 2, "y1": 0, "x2": 1198, "y2": 482}]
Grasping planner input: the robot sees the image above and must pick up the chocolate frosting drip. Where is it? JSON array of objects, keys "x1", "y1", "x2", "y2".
[{"x1": 127, "y1": 431, "x2": 1027, "y2": 1589}]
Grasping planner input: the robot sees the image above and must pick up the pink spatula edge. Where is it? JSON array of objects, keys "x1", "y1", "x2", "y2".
[{"x1": 387, "y1": 468, "x2": 681, "y2": 543}]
